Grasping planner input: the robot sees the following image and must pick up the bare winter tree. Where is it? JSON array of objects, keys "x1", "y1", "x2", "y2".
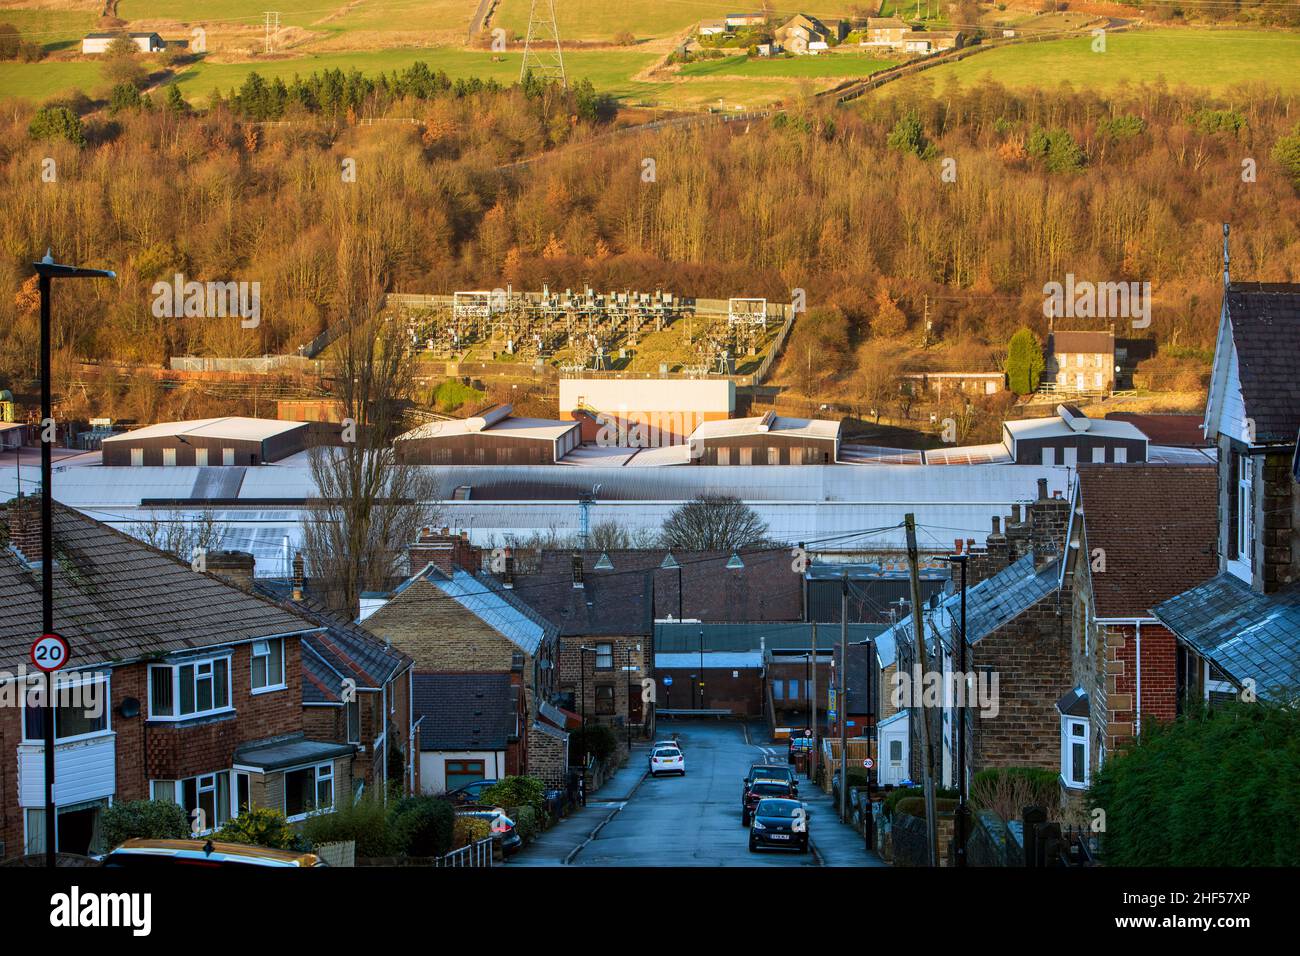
[
  {"x1": 302, "y1": 221, "x2": 440, "y2": 618},
  {"x1": 128, "y1": 508, "x2": 227, "y2": 561},
  {"x1": 658, "y1": 494, "x2": 769, "y2": 551}
]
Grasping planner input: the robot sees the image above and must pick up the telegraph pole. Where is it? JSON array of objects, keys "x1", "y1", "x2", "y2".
[
  {"x1": 948, "y1": 554, "x2": 970, "y2": 867},
  {"x1": 809, "y1": 620, "x2": 817, "y2": 778},
  {"x1": 839, "y1": 570, "x2": 849, "y2": 823},
  {"x1": 904, "y1": 514, "x2": 938, "y2": 866}
]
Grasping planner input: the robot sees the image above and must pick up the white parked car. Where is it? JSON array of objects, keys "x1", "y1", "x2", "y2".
[
  {"x1": 649, "y1": 746, "x2": 685, "y2": 776},
  {"x1": 653, "y1": 739, "x2": 682, "y2": 753}
]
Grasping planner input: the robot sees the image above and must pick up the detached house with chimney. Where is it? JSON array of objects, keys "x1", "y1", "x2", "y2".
[
  {"x1": 1058, "y1": 465, "x2": 1218, "y2": 805},
  {"x1": 1153, "y1": 282, "x2": 1300, "y2": 703},
  {"x1": 0, "y1": 501, "x2": 357, "y2": 858}
]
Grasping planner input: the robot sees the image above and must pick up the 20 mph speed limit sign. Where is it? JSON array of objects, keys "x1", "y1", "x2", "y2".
[{"x1": 31, "y1": 633, "x2": 70, "y2": 673}]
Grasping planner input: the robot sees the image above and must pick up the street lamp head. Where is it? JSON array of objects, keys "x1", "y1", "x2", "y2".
[{"x1": 32, "y1": 252, "x2": 116, "y2": 281}]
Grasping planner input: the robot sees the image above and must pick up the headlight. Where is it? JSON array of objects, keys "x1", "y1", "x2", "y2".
[{"x1": 751, "y1": 820, "x2": 765, "y2": 830}]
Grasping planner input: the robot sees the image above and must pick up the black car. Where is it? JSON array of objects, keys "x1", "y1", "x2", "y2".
[
  {"x1": 743, "y1": 763, "x2": 798, "y2": 798},
  {"x1": 447, "y1": 779, "x2": 499, "y2": 806},
  {"x1": 748, "y1": 798, "x2": 810, "y2": 853},
  {"x1": 455, "y1": 806, "x2": 523, "y2": 853}
]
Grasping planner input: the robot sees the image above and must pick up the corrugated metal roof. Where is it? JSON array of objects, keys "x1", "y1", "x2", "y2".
[
  {"x1": 656, "y1": 651, "x2": 763, "y2": 669},
  {"x1": 426, "y1": 567, "x2": 556, "y2": 656}
]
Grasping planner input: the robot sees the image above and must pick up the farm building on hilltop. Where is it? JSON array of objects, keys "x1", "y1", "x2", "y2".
[
  {"x1": 1047, "y1": 330, "x2": 1117, "y2": 394},
  {"x1": 82, "y1": 32, "x2": 164, "y2": 54}
]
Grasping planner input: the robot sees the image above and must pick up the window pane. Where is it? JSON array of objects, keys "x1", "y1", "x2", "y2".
[
  {"x1": 285, "y1": 768, "x2": 312, "y2": 817},
  {"x1": 196, "y1": 670, "x2": 213, "y2": 713},
  {"x1": 214, "y1": 659, "x2": 229, "y2": 708},
  {"x1": 251, "y1": 654, "x2": 267, "y2": 690},
  {"x1": 56, "y1": 699, "x2": 106, "y2": 740},
  {"x1": 179, "y1": 665, "x2": 195, "y2": 715},
  {"x1": 889, "y1": 740, "x2": 902, "y2": 761},
  {"x1": 199, "y1": 789, "x2": 216, "y2": 833},
  {"x1": 216, "y1": 774, "x2": 230, "y2": 826},
  {"x1": 268, "y1": 641, "x2": 283, "y2": 686},
  {"x1": 151, "y1": 666, "x2": 174, "y2": 717},
  {"x1": 1071, "y1": 743, "x2": 1085, "y2": 784},
  {"x1": 236, "y1": 773, "x2": 251, "y2": 815},
  {"x1": 153, "y1": 780, "x2": 177, "y2": 804},
  {"x1": 346, "y1": 701, "x2": 360, "y2": 743}
]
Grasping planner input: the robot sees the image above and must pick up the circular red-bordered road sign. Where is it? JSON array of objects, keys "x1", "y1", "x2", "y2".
[{"x1": 31, "y1": 632, "x2": 70, "y2": 673}]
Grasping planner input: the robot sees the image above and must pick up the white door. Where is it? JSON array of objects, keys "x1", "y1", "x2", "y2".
[
  {"x1": 1062, "y1": 447, "x2": 1077, "y2": 467},
  {"x1": 222, "y1": 447, "x2": 235, "y2": 466},
  {"x1": 130, "y1": 448, "x2": 143, "y2": 467},
  {"x1": 195, "y1": 448, "x2": 208, "y2": 467},
  {"x1": 162, "y1": 448, "x2": 176, "y2": 467},
  {"x1": 880, "y1": 724, "x2": 909, "y2": 785}
]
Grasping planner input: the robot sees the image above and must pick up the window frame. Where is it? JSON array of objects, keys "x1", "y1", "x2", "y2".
[
  {"x1": 147, "y1": 654, "x2": 233, "y2": 722},
  {"x1": 284, "y1": 762, "x2": 335, "y2": 822},
  {"x1": 594, "y1": 642, "x2": 614, "y2": 671},
  {"x1": 1060, "y1": 716, "x2": 1090, "y2": 789},
  {"x1": 21, "y1": 672, "x2": 112, "y2": 744},
  {"x1": 250, "y1": 638, "x2": 286, "y2": 694}
]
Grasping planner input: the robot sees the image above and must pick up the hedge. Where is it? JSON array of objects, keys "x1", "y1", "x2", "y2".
[{"x1": 101, "y1": 799, "x2": 188, "y2": 850}]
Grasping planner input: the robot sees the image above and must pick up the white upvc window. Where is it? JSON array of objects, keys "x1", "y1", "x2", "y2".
[
  {"x1": 1042, "y1": 447, "x2": 1056, "y2": 466},
  {"x1": 285, "y1": 762, "x2": 335, "y2": 822},
  {"x1": 1114, "y1": 447, "x2": 1127, "y2": 464},
  {"x1": 153, "y1": 772, "x2": 232, "y2": 833},
  {"x1": 148, "y1": 656, "x2": 233, "y2": 721},
  {"x1": 250, "y1": 638, "x2": 285, "y2": 693},
  {"x1": 1061, "y1": 716, "x2": 1089, "y2": 789},
  {"x1": 22, "y1": 672, "x2": 112, "y2": 744},
  {"x1": 1092, "y1": 447, "x2": 1106, "y2": 463}
]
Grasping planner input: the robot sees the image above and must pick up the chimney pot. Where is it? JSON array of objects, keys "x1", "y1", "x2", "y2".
[
  {"x1": 292, "y1": 551, "x2": 305, "y2": 601},
  {"x1": 1011, "y1": 504, "x2": 1022, "y2": 523},
  {"x1": 991, "y1": 516, "x2": 1001, "y2": 534},
  {"x1": 1037, "y1": 477, "x2": 1048, "y2": 500}
]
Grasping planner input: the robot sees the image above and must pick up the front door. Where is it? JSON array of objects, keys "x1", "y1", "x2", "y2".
[{"x1": 628, "y1": 684, "x2": 643, "y2": 725}]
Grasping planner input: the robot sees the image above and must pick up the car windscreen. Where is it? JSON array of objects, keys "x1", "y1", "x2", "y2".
[
  {"x1": 755, "y1": 800, "x2": 800, "y2": 817},
  {"x1": 653, "y1": 749, "x2": 679, "y2": 757},
  {"x1": 751, "y1": 783, "x2": 789, "y2": 795}
]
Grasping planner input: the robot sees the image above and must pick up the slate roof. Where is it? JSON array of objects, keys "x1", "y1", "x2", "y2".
[
  {"x1": 0, "y1": 502, "x2": 317, "y2": 672},
  {"x1": 1050, "y1": 330, "x2": 1114, "y2": 354},
  {"x1": 508, "y1": 549, "x2": 804, "y2": 636},
  {"x1": 877, "y1": 553, "x2": 1061, "y2": 663},
  {"x1": 1152, "y1": 575, "x2": 1300, "y2": 700},
  {"x1": 413, "y1": 672, "x2": 516, "y2": 751},
  {"x1": 1225, "y1": 283, "x2": 1300, "y2": 443},
  {"x1": 254, "y1": 583, "x2": 411, "y2": 704},
  {"x1": 410, "y1": 565, "x2": 558, "y2": 656},
  {"x1": 1075, "y1": 464, "x2": 1218, "y2": 618}
]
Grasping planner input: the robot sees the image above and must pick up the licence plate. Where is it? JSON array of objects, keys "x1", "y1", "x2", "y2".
[{"x1": 770, "y1": 834, "x2": 790, "y2": 840}]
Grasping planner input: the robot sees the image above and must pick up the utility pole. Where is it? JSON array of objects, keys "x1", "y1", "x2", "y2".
[
  {"x1": 904, "y1": 513, "x2": 939, "y2": 866},
  {"x1": 839, "y1": 570, "x2": 849, "y2": 823},
  {"x1": 949, "y1": 554, "x2": 970, "y2": 868},
  {"x1": 809, "y1": 620, "x2": 817, "y2": 778},
  {"x1": 263, "y1": 11, "x2": 279, "y2": 54}
]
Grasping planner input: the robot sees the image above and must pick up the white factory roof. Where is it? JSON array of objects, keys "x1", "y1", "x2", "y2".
[
  {"x1": 101, "y1": 417, "x2": 306, "y2": 444},
  {"x1": 1002, "y1": 406, "x2": 1148, "y2": 444},
  {"x1": 924, "y1": 442, "x2": 1014, "y2": 466},
  {"x1": 690, "y1": 414, "x2": 840, "y2": 442},
  {"x1": 557, "y1": 443, "x2": 692, "y2": 467},
  {"x1": 656, "y1": 652, "x2": 764, "y2": 669},
  {"x1": 397, "y1": 415, "x2": 577, "y2": 443}
]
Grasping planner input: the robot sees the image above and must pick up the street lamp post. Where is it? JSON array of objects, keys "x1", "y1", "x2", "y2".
[{"x1": 33, "y1": 252, "x2": 115, "y2": 869}]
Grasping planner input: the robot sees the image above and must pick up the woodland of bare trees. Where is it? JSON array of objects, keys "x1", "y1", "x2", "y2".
[{"x1": 2, "y1": 77, "x2": 1299, "y2": 409}]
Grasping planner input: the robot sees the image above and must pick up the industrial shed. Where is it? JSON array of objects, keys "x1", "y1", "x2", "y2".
[
  {"x1": 560, "y1": 377, "x2": 735, "y2": 444},
  {"x1": 688, "y1": 412, "x2": 841, "y2": 465},
  {"x1": 394, "y1": 404, "x2": 581, "y2": 465},
  {"x1": 100, "y1": 417, "x2": 309, "y2": 467},
  {"x1": 1003, "y1": 405, "x2": 1148, "y2": 466}
]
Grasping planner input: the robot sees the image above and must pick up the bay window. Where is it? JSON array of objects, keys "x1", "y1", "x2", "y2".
[{"x1": 1061, "y1": 716, "x2": 1089, "y2": 788}]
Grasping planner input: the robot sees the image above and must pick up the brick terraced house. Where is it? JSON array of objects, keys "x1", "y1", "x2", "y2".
[
  {"x1": 0, "y1": 501, "x2": 354, "y2": 858},
  {"x1": 1058, "y1": 465, "x2": 1218, "y2": 806}
]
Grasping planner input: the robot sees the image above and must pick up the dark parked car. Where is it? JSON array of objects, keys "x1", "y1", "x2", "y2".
[
  {"x1": 455, "y1": 805, "x2": 523, "y2": 854},
  {"x1": 748, "y1": 798, "x2": 810, "y2": 853},
  {"x1": 447, "y1": 779, "x2": 499, "y2": 806},
  {"x1": 743, "y1": 763, "x2": 797, "y2": 798},
  {"x1": 743, "y1": 779, "x2": 795, "y2": 826}
]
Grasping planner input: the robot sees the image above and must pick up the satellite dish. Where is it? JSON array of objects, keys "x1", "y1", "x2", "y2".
[{"x1": 117, "y1": 696, "x2": 141, "y2": 719}]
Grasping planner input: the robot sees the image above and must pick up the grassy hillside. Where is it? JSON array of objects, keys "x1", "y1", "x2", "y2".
[{"x1": 912, "y1": 28, "x2": 1300, "y2": 94}]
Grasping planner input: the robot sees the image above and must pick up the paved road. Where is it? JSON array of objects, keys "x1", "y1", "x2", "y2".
[{"x1": 572, "y1": 721, "x2": 877, "y2": 867}]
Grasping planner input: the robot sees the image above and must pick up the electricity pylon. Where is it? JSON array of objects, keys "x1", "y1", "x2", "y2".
[{"x1": 520, "y1": 0, "x2": 565, "y2": 88}]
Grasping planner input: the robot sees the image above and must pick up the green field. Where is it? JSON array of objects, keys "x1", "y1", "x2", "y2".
[
  {"x1": 491, "y1": 0, "x2": 704, "y2": 42},
  {"x1": 0, "y1": 7, "x2": 98, "y2": 52},
  {"x1": 914, "y1": 29, "x2": 1300, "y2": 94},
  {"x1": 0, "y1": 60, "x2": 107, "y2": 101},
  {"x1": 680, "y1": 52, "x2": 896, "y2": 79}
]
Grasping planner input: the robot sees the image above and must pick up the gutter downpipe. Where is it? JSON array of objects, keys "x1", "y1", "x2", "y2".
[{"x1": 1096, "y1": 617, "x2": 1155, "y2": 738}]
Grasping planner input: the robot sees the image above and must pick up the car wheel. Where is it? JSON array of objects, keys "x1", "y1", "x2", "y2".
[
  {"x1": 742, "y1": 812, "x2": 750, "y2": 827},
  {"x1": 799, "y1": 840, "x2": 809, "y2": 854},
  {"x1": 748, "y1": 839, "x2": 757, "y2": 852}
]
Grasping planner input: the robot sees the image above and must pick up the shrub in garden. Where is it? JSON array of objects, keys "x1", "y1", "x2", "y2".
[
  {"x1": 302, "y1": 790, "x2": 394, "y2": 857},
  {"x1": 216, "y1": 807, "x2": 301, "y2": 850},
  {"x1": 101, "y1": 799, "x2": 188, "y2": 850},
  {"x1": 452, "y1": 816, "x2": 491, "y2": 848},
  {"x1": 480, "y1": 776, "x2": 546, "y2": 817},
  {"x1": 388, "y1": 795, "x2": 455, "y2": 858}
]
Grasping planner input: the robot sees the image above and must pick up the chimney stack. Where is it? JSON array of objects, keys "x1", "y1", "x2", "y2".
[
  {"x1": 571, "y1": 552, "x2": 584, "y2": 589},
  {"x1": 503, "y1": 551, "x2": 515, "y2": 589},
  {"x1": 9, "y1": 496, "x2": 43, "y2": 566},
  {"x1": 1037, "y1": 477, "x2": 1049, "y2": 501},
  {"x1": 207, "y1": 550, "x2": 256, "y2": 590},
  {"x1": 292, "y1": 551, "x2": 305, "y2": 601},
  {"x1": 408, "y1": 527, "x2": 481, "y2": 577}
]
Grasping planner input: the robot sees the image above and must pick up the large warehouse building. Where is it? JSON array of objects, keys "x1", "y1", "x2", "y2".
[
  {"x1": 394, "y1": 404, "x2": 581, "y2": 465},
  {"x1": 100, "y1": 417, "x2": 310, "y2": 467},
  {"x1": 688, "y1": 412, "x2": 842, "y2": 465}
]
